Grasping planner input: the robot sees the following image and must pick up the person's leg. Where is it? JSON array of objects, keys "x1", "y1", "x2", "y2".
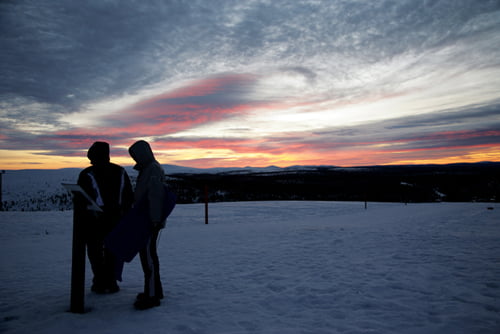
[
  {"x1": 87, "y1": 238, "x2": 105, "y2": 293},
  {"x1": 136, "y1": 229, "x2": 162, "y2": 309},
  {"x1": 139, "y1": 238, "x2": 152, "y2": 297},
  {"x1": 86, "y1": 215, "x2": 110, "y2": 293},
  {"x1": 103, "y1": 247, "x2": 120, "y2": 292},
  {"x1": 149, "y1": 229, "x2": 163, "y2": 299}
]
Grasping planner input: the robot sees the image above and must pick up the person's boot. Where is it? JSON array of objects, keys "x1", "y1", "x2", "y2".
[
  {"x1": 134, "y1": 296, "x2": 161, "y2": 310},
  {"x1": 107, "y1": 281, "x2": 120, "y2": 293},
  {"x1": 136, "y1": 292, "x2": 164, "y2": 300}
]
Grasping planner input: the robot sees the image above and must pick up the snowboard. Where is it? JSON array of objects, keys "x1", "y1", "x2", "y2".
[
  {"x1": 161, "y1": 185, "x2": 177, "y2": 222},
  {"x1": 105, "y1": 184, "x2": 177, "y2": 280},
  {"x1": 105, "y1": 196, "x2": 151, "y2": 264}
]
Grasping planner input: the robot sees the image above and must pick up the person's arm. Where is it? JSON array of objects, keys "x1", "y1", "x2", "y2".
[
  {"x1": 75, "y1": 171, "x2": 94, "y2": 218},
  {"x1": 147, "y1": 174, "x2": 165, "y2": 225}
]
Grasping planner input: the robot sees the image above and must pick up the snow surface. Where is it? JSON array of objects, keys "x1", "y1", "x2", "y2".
[{"x1": 1, "y1": 201, "x2": 499, "y2": 333}]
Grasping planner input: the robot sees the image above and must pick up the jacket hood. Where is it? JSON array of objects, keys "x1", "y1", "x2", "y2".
[
  {"x1": 87, "y1": 141, "x2": 110, "y2": 165},
  {"x1": 129, "y1": 140, "x2": 156, "y2": 169}
]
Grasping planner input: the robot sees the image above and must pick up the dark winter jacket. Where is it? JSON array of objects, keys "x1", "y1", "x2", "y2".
[
  {"x1": 76, "y1": 143, "x2": 134, "y2": 237},
  {"x1": 129, "y1": 140, "x2": 167, "y2": 229}
]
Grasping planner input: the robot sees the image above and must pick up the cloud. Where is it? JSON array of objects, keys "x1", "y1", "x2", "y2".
[
  {"x1": 3, "y1": 0, "x2": 497, "y2": 110},
  {"x1": 1, "y1": 0, "x2": 500, "y2": 168},
  {"x1": 55, "y1": 73, "x2": 262, "y2": 140}
]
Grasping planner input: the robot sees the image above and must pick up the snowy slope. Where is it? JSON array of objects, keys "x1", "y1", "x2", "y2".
[
  {"x1": 1, "y1": 169, "x2": 80, "y2": 211},
  {"x1": 1, "y1": 201, "x2": 499, "y2": 333}
]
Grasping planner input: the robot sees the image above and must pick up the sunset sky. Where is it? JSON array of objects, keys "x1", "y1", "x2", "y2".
[{"x1": 1, "y1": 0, "x2": 500, "y2": 170}]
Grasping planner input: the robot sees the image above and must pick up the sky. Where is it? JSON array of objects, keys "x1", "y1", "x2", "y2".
[{"x1": 1, "y1": 0, "x2": 500, "y2": 170}]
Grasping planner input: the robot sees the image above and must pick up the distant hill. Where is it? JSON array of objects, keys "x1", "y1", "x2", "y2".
[
  {"x1": 1, "y1": 162, "x2": 499, "y2": 211},
  {"x1": 167, "y1": 162, "x2": 500, "y2": 204}
]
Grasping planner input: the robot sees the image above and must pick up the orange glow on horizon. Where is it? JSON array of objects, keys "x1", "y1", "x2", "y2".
[{"x1": 1, "y1": 145, "x2": 499, "y2": 171}]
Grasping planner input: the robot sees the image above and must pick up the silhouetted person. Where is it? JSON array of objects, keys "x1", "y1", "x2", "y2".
[
  {"x1": 128, "y1": 140, "x2": 167, "y2": 310},
  {"x1": 76, "y1": 141, "x2": 133, "y2": 293}
]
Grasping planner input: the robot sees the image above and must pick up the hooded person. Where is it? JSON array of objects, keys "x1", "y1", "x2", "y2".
[
  {"x1": 128, "y1": 140, "x2": 167, "y2": 310},
  {"x1": 76, "y1": 141, "x2": 133, "y2": 293}
]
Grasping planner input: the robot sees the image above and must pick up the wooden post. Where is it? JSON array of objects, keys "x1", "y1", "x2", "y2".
[
  {"x1": 204, "y1": 184, "x2": 208, "y2": 225},
  {"x1": 0, "y1": 170, "x2": 5, "y2": 211},
  {"x1": 70, "y1": 197, "x2": 86, "y2": 313}
]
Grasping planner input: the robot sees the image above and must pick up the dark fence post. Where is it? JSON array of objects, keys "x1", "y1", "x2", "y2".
[
  {"x1": 0, "y1": 170, "x2": 5, "y2": 211},
  {"x1": 70, "y1": 197, "x2": 86, "y2": 313},
  {"x1": 204, "y1": 184, "x2": 208, "y2": 225}
]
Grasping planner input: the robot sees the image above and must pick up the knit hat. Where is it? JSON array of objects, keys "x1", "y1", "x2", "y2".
[{"x1": 87, "y1": 141, "x2": 110, "y2": 165}]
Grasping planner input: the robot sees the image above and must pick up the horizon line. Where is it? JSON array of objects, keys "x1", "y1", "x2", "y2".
[{"x1": 2, "y1": 160, "x2": 499, "y2": 172}]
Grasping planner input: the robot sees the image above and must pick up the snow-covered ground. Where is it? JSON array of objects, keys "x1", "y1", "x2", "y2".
[{"x1": 1, "y1": 201, "x2": 499, "y2": 333}]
